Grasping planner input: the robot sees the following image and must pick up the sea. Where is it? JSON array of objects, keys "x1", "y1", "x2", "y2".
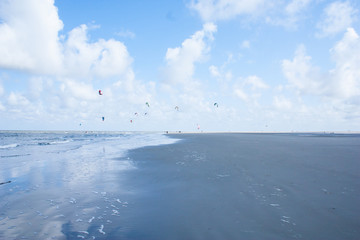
[
  {"x1": 0, "y1": 131, "x2": 179, "y2": 239},
  {"x1": 0, "y1": 131, "x2": 359, "y2": 239}
]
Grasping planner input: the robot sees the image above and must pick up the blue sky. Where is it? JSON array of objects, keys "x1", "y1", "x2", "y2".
[{"x1": 0, "y1": 0, "x2": 359, "y2": 132}]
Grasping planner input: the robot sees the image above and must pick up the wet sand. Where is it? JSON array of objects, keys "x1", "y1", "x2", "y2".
[{"x1": 119, "y1": 133, "x2": 360, "y2": 239}]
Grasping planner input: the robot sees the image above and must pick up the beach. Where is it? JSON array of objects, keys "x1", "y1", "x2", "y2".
[
  {"x1": 123, "y1": 133, "x2": 360, "y2": 239},
  {"x1": 0, "y1": 132, "x2": 360, "y2": 239}
]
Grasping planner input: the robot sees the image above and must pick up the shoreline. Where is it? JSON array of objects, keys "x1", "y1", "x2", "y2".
[
  {"x1": 1, "y1": 129, "x2": 360, "y2": 135},
  {"x1": 165, "y1": 130, "x2": 360, "y2": 134}
]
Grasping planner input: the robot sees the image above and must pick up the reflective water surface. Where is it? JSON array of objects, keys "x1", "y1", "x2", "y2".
[{"x1": 0, "y1": 131, "x2": 178, "y2": 239}]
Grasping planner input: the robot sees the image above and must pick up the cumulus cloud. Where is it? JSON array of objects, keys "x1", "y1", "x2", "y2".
[
  {"x1": 0, "y1": 0, "x2": 134, "y2": 80},
  {"x1": 329, "y1": 27, "x2": 360, "y2": 99},
  {"x1": 282, "y1": 44, "x2": 324, "y2": 95},
  {"x1": 60, "y1": 79, "x2": 97, "y2": 101},
  {"x1": 64, "y1": 24, "x2": 134, "y2": 79},
  {"x1": 162, "y1": 23, "x2": 217, "y2": 85},
  {"x1": 316, "y1": 1, "x2": 358, "y2": 37},
  {"x1": 0, "y1": 0, "x2": 148, "y2": 130},
  {"x1": 234, "y1": 88, "x2": 249, "y2": 102},
  {"x1": 189, "y1": 0, "x2": 313, "y2": 29},
  {"x1": 189, "y1": 0, "x2": 267, "y2": 22},
  {"x1": 208, "y1": 63, "x2": 234, "y2": 94},
  {"x1": 7, "y1": 92, "x2": 30, "y2": 107},
  {"x1": 283, "y1": 28, "x2": 360, "y2": 109},
  {"x1": 209, "y1": 65, "x2": 221, "y2": 77},
  {"x1": 0, "y1": 0, "x2": 63, "y2": 73},
  {"x1": 209, "y1": 64, "x2": 232, "y2": 83},
  {"x1": 27, "y1": 77, "x2": 44, "y2": 100},
  {"x1": 285, "y1": 0, "x2": 312, "y2": 16},
  {"x1": 245, "y1": 75, "x2": 269, "y2": 90},
  {"x1": 273, "y1": 95, "x2": 292, "y2": 110},
  {"x1": 233, "y1": 75, "x2": 268, "y2": 103},
  {"x1": 266, "y1": 0, "x2": 312, "y2": 29}
]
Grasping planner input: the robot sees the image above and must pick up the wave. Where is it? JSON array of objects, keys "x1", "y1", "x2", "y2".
[
  {"x1": 37, "y1": 140, "x2": 72, "y2": 146},
  {"x1": 0, "y1": 132, "x2": 180, "y2": 159},
  {"x1": 1, "y1": 153, "x2": 31, "y2": 158},
  {"x1": 0, "y1": 143, "x2": 19, "y2": 149}
]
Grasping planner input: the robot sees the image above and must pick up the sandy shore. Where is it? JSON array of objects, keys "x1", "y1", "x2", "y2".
[
  {"x1": 1, "y1": 132, "x2": 359, "y2": 239},
  {"x1": 120, "y1": 133, "x2": 360, "y2": 239}
]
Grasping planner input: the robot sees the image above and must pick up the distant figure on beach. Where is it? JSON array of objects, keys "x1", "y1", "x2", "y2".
[
  {"x1": 99, "y1": 90, "x2": 103, "y2": 95},
  {"x1": 102, "y1": 116, "x2": 105, "y2": 121}
]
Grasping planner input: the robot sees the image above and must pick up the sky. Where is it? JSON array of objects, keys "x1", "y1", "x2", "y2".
[{"x1": 0, "y1": 0, "x2": 359, "y2": 132}]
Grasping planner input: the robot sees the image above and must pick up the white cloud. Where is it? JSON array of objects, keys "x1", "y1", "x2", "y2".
[
  {"x1": 7, "y1": 92, "x2": 30, "y2": 106},
  {"x1": 0, "y1": 81, "x2": 5, "y2": 111},
  {"x1": 189, "y1": 0, "x2": 267, "y2": 22},
  {"x1": 316, "y1": 1, "x2": 358, "y2": 37},
  {"x1": 0, "y1": 0, "x2": 134, "y2": 81},
  {"x1": 27, "y1": 77, "x2": 44, "y2": 100},
  {"x1": 234, "y1": 88, "x2": 248, "y2": 102},
  {"x1": 241, "y1": 40, "x2": 250, "y2": 49},
  {"x1": 0, "y1": 0, "x2": 147, "y2": 130},
  {"x1": 0, "y1": 81, "x2": 4, "y2": 96},
  {"x1": 162, "y1": 23, "x2": 217, "y2": 85},
  {"x1": 329, "y1": 27, "x2": 360, "y2": 99},
  {"x1": 282, "y1": 44, "x2": 324, "y2": 95},
  {"x1": 61, "y1": 79, "x2": 97, "y2": 101},
  {"x1": 282, "y1": 29, "x2": 360, "y2": 121},
  {"x1": 283, "y1": 29, "x2": 360, "y2": 101},
  {"x1": 233, "y1": 75, "x2": 268, "y2": 103},
  {"x1": 0, "y1": 0, "x2": 63, "y2": 74},
  {"x1": 116, "y1": 29, "x2": 136, "y2": 39},
  {"x1": 159, "y1": 24, "x2": 220, "y2": 122},
  {"x1": 209, "y1": 65, "x2": 221, "y2": 77},
  {"x1": 266, "y1": 0, "x2": 312, "y2": 29},
  {"x1": 190, "y1": 0, "x2": 313, "y2": 29},
  {"x1": 285, "y1": 0, "x2": 312, "y2": 16},
  {"x1": 0, "y1": 102, "x2": 5, "y2": 111},
  {"x1": 245, "y1": 75, "x2": 269, "y2": 90},
  {"x1": 64, "y1": 24, "x2": 134, "y2": 79},
  {"x1": 273, "y1": 95, "x2": 292, "y2": 110}
]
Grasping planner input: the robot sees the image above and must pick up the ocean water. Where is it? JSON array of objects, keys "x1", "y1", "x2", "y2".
[{"x1": 0, "y1": 131, "x2": 179, "y2": 239}]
